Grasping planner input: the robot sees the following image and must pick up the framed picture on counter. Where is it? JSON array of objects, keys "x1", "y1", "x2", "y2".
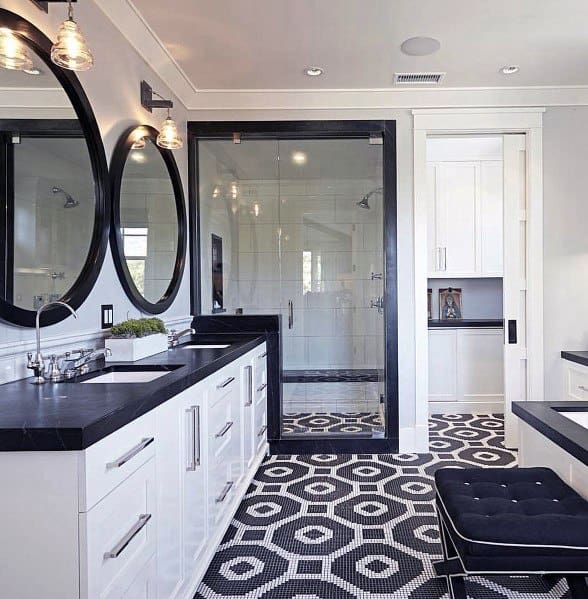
[{"x1": 439, "y1": 287, "x2": 462, "y2": 320}]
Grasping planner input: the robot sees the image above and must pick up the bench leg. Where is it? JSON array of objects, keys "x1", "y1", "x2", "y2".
[
  {"x1": 566, "y1": 575, "x2": 588, "y2": 599},
  {"x1": 435, "y1": 511, "x2": 467, "y2": 599}
]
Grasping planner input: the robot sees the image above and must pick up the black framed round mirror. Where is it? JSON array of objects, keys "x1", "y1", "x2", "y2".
[
  {"x1": 110, "y1": 126, "x2": 186, "y2": 314},
  {"x1": 0, "y1": 9, "x2": 110, "y2": 327}
]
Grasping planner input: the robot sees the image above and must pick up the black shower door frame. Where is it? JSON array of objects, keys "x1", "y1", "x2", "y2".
[{"x1": 188, "y1": 120, "x2": 399, "y2": 453}]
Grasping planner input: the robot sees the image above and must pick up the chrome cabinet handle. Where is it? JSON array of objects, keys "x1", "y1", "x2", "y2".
[
  {"x1": 442, "y1": 247, "x2": 447, "y2": 271},
  {"x1": 215, "y1": 421, "x2": 234, "y2": 438},
  {"x1": 257, "y1": 424, "x2": 267, "y2": 438},
  {"x1": 186, "y1": 406, "x2": 201, "y2": 471},
  {"x1": 106, "y1": 438, "x2": 154, "y2": 470},
  {"x1": 244, "y1": 365, "x2": 253, "y2": 406},
  {"x1": 216, "y1": 376, "x2": 235, "y2": 389},
  {"x1": 103, "y1": 513, "x2": 151, "y2": 559},
  {"x1": 435, "y1": 247, "x2": 441, "y2": 271},
  {"x1": 288, "y1": 300, "x2": 293, "y2": 329},
  {"x1": 215, "y1": 481, "x2": 234, "y2": 503},
  {"x1": 257, "y1": 382, "x2": 267, "y2": 393},
  {"x1": 258, "y1": 351, "x2": 267, "y2": 359}
]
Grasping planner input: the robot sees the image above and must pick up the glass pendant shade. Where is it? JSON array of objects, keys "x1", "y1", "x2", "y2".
[
  {"x1": 0, "y1": 28, "x2": 33, "y2": 71},
  {"x1": 51, "y1": 19, "x2": 93, "y2": 71},
  {"x1": 157, "y1": 116, "x2": 183, "y2": 150}
]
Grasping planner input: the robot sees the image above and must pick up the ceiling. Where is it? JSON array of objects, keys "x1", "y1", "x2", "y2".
[{"x1": 129, "y1": 0, "x2": 588, "y2": 90}]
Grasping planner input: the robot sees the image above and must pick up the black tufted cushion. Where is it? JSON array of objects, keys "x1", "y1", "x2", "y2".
[{"x1": 435, "y1": 467, "x2": 588, "y2": 572}]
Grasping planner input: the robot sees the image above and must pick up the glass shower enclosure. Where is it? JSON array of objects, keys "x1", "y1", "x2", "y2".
[{"x1": 197, "y1": 132, "x2": 387, "y2": 439}]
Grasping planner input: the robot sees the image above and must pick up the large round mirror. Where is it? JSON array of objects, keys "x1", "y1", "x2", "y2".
[
  {"x1": 110, "y1": 126, "x2": 186, "y2": 313},
  {"x1": 0, "y1": 10, "x2": 109, "y2": 327}
]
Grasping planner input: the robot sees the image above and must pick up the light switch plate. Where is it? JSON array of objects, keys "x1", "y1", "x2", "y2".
[{"x1": 101, "y1": 304, "x2": 114, "y2": 329}]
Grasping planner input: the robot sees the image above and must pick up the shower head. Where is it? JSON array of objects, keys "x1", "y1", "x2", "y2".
[
  {"x1": 356, "y1": 187, "x2": 383, "y2": 210},
  {"x1": 356, "y1": 195, "x2": 371, "y2": 210},
  {"x1": 52, "y1": 187, "x2": 79, "y2": 209}
]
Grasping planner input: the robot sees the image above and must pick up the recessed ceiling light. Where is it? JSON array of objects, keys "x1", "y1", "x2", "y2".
[
  {"x1": 23, "y1": 67, "x2": 42, "y2": 76},
  {"x1": 292, "y1": 151, "x2": 307, "y2": 165},
  {"x1": 305, "y1": 67, "x2": 323, "y2": 77},
  {"x1": 400, "y1": 37, "x2": 441, "y2": 57},
  {"x1": 501, "y1": 65, "x2": 520, "y2": 75}
]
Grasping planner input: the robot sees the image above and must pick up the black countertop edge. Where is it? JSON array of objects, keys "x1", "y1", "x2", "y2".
[
  {"x1": 0, "y1": 334, "x2": 265, "y2": 452},
  {"x1": 561, "y1": 351, "x2": 588, "y2": 368},
  {"x1": 512, "y1": 401, "x2": 588, "y2": 467},
  {"x1": 428, "y1": 319, "x2": 504, "y2": 328}
]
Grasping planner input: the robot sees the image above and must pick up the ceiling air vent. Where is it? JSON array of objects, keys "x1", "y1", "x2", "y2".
[{"x1": 394, "y1": 72, "x2": 445, "y2": 85}]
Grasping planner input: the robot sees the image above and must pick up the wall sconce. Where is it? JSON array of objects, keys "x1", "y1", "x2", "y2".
[
  {"x1": 140, "y1": 81, "x2": 183, "y2": 150},
  {"x1": 50, "y1": 0, "x2": 94, "y2": 71}
]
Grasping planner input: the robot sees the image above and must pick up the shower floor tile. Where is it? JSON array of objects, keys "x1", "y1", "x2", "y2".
[{"x1": 282, "y1": 412, "x2": 382, "y2": 435}]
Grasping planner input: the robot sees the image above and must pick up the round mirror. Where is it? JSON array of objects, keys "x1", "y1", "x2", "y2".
[
  {"x1": 110, "y1": 126, "x2": 186, "y2": 313},
  {"x1": 0, "y1": 10, "x2": 109, "y2": 327}
]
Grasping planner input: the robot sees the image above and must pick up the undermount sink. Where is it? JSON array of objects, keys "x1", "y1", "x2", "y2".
[
  {"x1": 181, "y1": 344, "x2": 230, "y2": 349},
  {"x1": 80, "y1": 364, "x2": 182, "y2": 384}
]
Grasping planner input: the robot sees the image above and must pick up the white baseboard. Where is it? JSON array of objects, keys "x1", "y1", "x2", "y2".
[
  {"x1": 180, "y1": 443, "x2": 268, "y2": 599},
  {"x1": 429, "y1": 401, "x2": 503, "y2": 415}
]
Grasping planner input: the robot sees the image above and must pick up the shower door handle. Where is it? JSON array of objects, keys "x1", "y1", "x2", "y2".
[{"x1": 288, "y1": 300, "x2": 293, "y2": 329}]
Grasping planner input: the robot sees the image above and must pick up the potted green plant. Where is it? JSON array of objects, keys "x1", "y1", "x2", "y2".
[{"x1": 105, "y1": 317, "x2": 168, "y2": 361}]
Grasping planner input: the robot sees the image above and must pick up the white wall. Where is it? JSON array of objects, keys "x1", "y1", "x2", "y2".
[
  {"x1": 0, "y1": 1, "x2": 191, "y2": 382},
  {"x1": 543, "y1": 106, "x2": 588, "y2": 400}
]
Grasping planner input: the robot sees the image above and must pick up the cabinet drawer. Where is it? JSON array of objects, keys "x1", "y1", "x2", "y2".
[
  {"x1": 566, "y1": 364, "x2": 588, "y2": 400},
  {"x1": 80, "y1": 411, "x2": 156, "y2": 512},
  {"x1": 80, "y1": 459, "x2": 156, "y2": 599},
  {"x1": 209, "y1": 364, "x2": 239, "y2": 407},
  {"x1": 254, "y1": 395, "x2": 267, "y2": 453},
  {"x1": 208, "y1": 456, "x2": 236, "y2": 528},
  {"x1": 254, "y1": 345, "x2": 267, "y2": 389},
  {"x1": 121, "y1": 555, "x2": 156, "y2": 599},
  {"x1": 209, "y1": 387, "x2": 235, "y2": 461}
]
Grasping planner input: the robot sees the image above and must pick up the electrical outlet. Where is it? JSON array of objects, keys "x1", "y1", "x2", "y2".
[{"x1": 101, "y1": 304, "x2": 114, "y2": 329}]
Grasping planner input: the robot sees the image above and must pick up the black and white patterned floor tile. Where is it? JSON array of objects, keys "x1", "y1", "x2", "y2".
[
  {"x1": 195, "y1": 414, "x2": 572, "y2": 599},
  {"x1": 282, "y1": 412, "x2": 382, "y2": 435}
]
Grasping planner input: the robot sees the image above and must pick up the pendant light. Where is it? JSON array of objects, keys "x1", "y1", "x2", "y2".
[
  {"x1": 156, "y1": 109, "x2": 183, "y2": 150},
  {"x1": 51, "y1": 0, "x2": 94, "y2": 71},
  {"x1": 140, "y1": 81, "x2": 183, "y2": 150},
  {"x1": 0, "y1": 28, "x2": 33, "y2": 71}
]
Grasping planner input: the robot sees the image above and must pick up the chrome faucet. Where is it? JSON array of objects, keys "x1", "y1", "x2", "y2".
[
  {"x1": 63, "y1": 348, "x2": 112, "y2": 380},
  {"x1": 168, "y1": 328, "x2": 195, "y2": 348},
  {"x1": 27, "y1": 301, "x2": 78, "y2": 385}
]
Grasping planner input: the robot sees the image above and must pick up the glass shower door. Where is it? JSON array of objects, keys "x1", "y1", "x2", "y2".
[{"x1": 278, "y1": 138, "x2": 385, "y2": 437}]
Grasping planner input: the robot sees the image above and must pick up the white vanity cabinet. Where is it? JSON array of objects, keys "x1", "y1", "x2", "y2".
[
  {"x1": 0, "y1": 342, "x2": 268, "y2": 599},
  {"x1": 429, "y1": 328, "x2": 504, "y2": 412},
  {"x1": 562, "y1": 359, "x2": 588, "y2": 401}
]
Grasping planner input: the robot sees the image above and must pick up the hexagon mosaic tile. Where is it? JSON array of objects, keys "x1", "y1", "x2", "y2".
[{"x1": 195, "y1": 414, "x2": 573, "y2": 599}]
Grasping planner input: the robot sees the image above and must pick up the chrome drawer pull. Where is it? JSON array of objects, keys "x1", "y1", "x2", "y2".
[
  {"x1": 103, "y1": 513, "x2": 151, "y2": 559},
  {"x1": 257, "y1": 424, "x2": 267, "y2": 438},
  {"x1": 245, "y1": 365, "x2": 253, "y2": 406},
  {"x1": 106, "y1": 437, "x2": 154, "y2": 470},
  {"x1": 215, "y1": 421, "x2": 234, "y2": 438},
  {"x1": 217, "y1": 376, "x2": 235, "y2": 389},
  {"x1": 257, "y1": 383, "x2": 267, "y2": 393},
  {"x1": 215, "y1": 481, "x2": 234, "y2": 503},
  {"x1": 186, "y1": 406, "x2": 201, "y2": 471},
  {"x1": 578, "y1": 385, "x2": 588, "y2": 392},
  {"x1": 258, "y1": 352, "x2": 267, "y2": 359}
]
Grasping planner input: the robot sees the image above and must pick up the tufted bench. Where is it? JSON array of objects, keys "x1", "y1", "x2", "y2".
[{"x1": 434, "y1": 467, "x2": 588, "y2": 599}]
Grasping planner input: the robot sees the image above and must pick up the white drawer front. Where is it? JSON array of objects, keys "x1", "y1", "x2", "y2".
[
  {"x1": 254, "y1": 345, "x2": 267, "y2": 389},
  {"x1": 121, "y1": 555, "x2": 156, "y2": 599},
  {"x1": 80, "y1": 459, "x2": 156, "y2": 599},
  {"x1": 208, "y1": 456, "x2": 236, "y2": 528},
  {"x1": 254, "y1": 393, "x2": 267, "y2": 454},
  {"x1": 209, "y1": 387, "x2": 235, "y2": 462},
  {"x1": 566, "y1": 364, "x2": 588, "y2": 400},
  {"x1": 80, "y1": 411, "x2": 156, "y2": 512},
  {"x1": 209, "y1": 363, "x2": 239, "y2": 407}
]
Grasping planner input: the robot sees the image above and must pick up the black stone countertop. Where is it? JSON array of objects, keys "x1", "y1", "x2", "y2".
[
  {"x1": 0, "y1": 334, "x2": 264, "y2": 452},
  {"x1": 513, "y1": 401, "x2": 588, "y2": 467},
  {"x1": 561, "y1": 351, "x2": 588, "y2": 368},
  {"x1": 428, "y1": 319, "x2": 503, "y2": 328}
]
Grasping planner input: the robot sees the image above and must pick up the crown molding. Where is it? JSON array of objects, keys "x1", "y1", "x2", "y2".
[{"x1": 95, "y1": 2, "x2": 588, "y2": 113}]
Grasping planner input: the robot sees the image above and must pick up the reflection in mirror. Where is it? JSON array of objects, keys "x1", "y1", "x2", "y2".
[
  {"x1": 0, "y1": 30, "x2": 95, "y2": 311},
  {"x1": 119, "y1": 137, "x2": 179, "y2": 304}
]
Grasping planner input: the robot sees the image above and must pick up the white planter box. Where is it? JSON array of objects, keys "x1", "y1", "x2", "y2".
[{"x1": 105, "y1": 334, "x2": 168, "y2": 362}]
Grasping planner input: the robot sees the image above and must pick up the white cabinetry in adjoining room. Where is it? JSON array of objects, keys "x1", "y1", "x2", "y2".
[
  {"x1": 0, "y1": 342, "x2": 268, "y2": 599},
  {"x1": 427, "y1": 137, "x2": 504, "y2": 278},
  {"x1": 429, "y1": 328, "x2": 504, "y2": 413}
]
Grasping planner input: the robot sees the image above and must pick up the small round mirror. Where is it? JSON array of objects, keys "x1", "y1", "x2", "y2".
[{"x1": 110, "y1": 126, "x2": 186, "y2": 313}]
